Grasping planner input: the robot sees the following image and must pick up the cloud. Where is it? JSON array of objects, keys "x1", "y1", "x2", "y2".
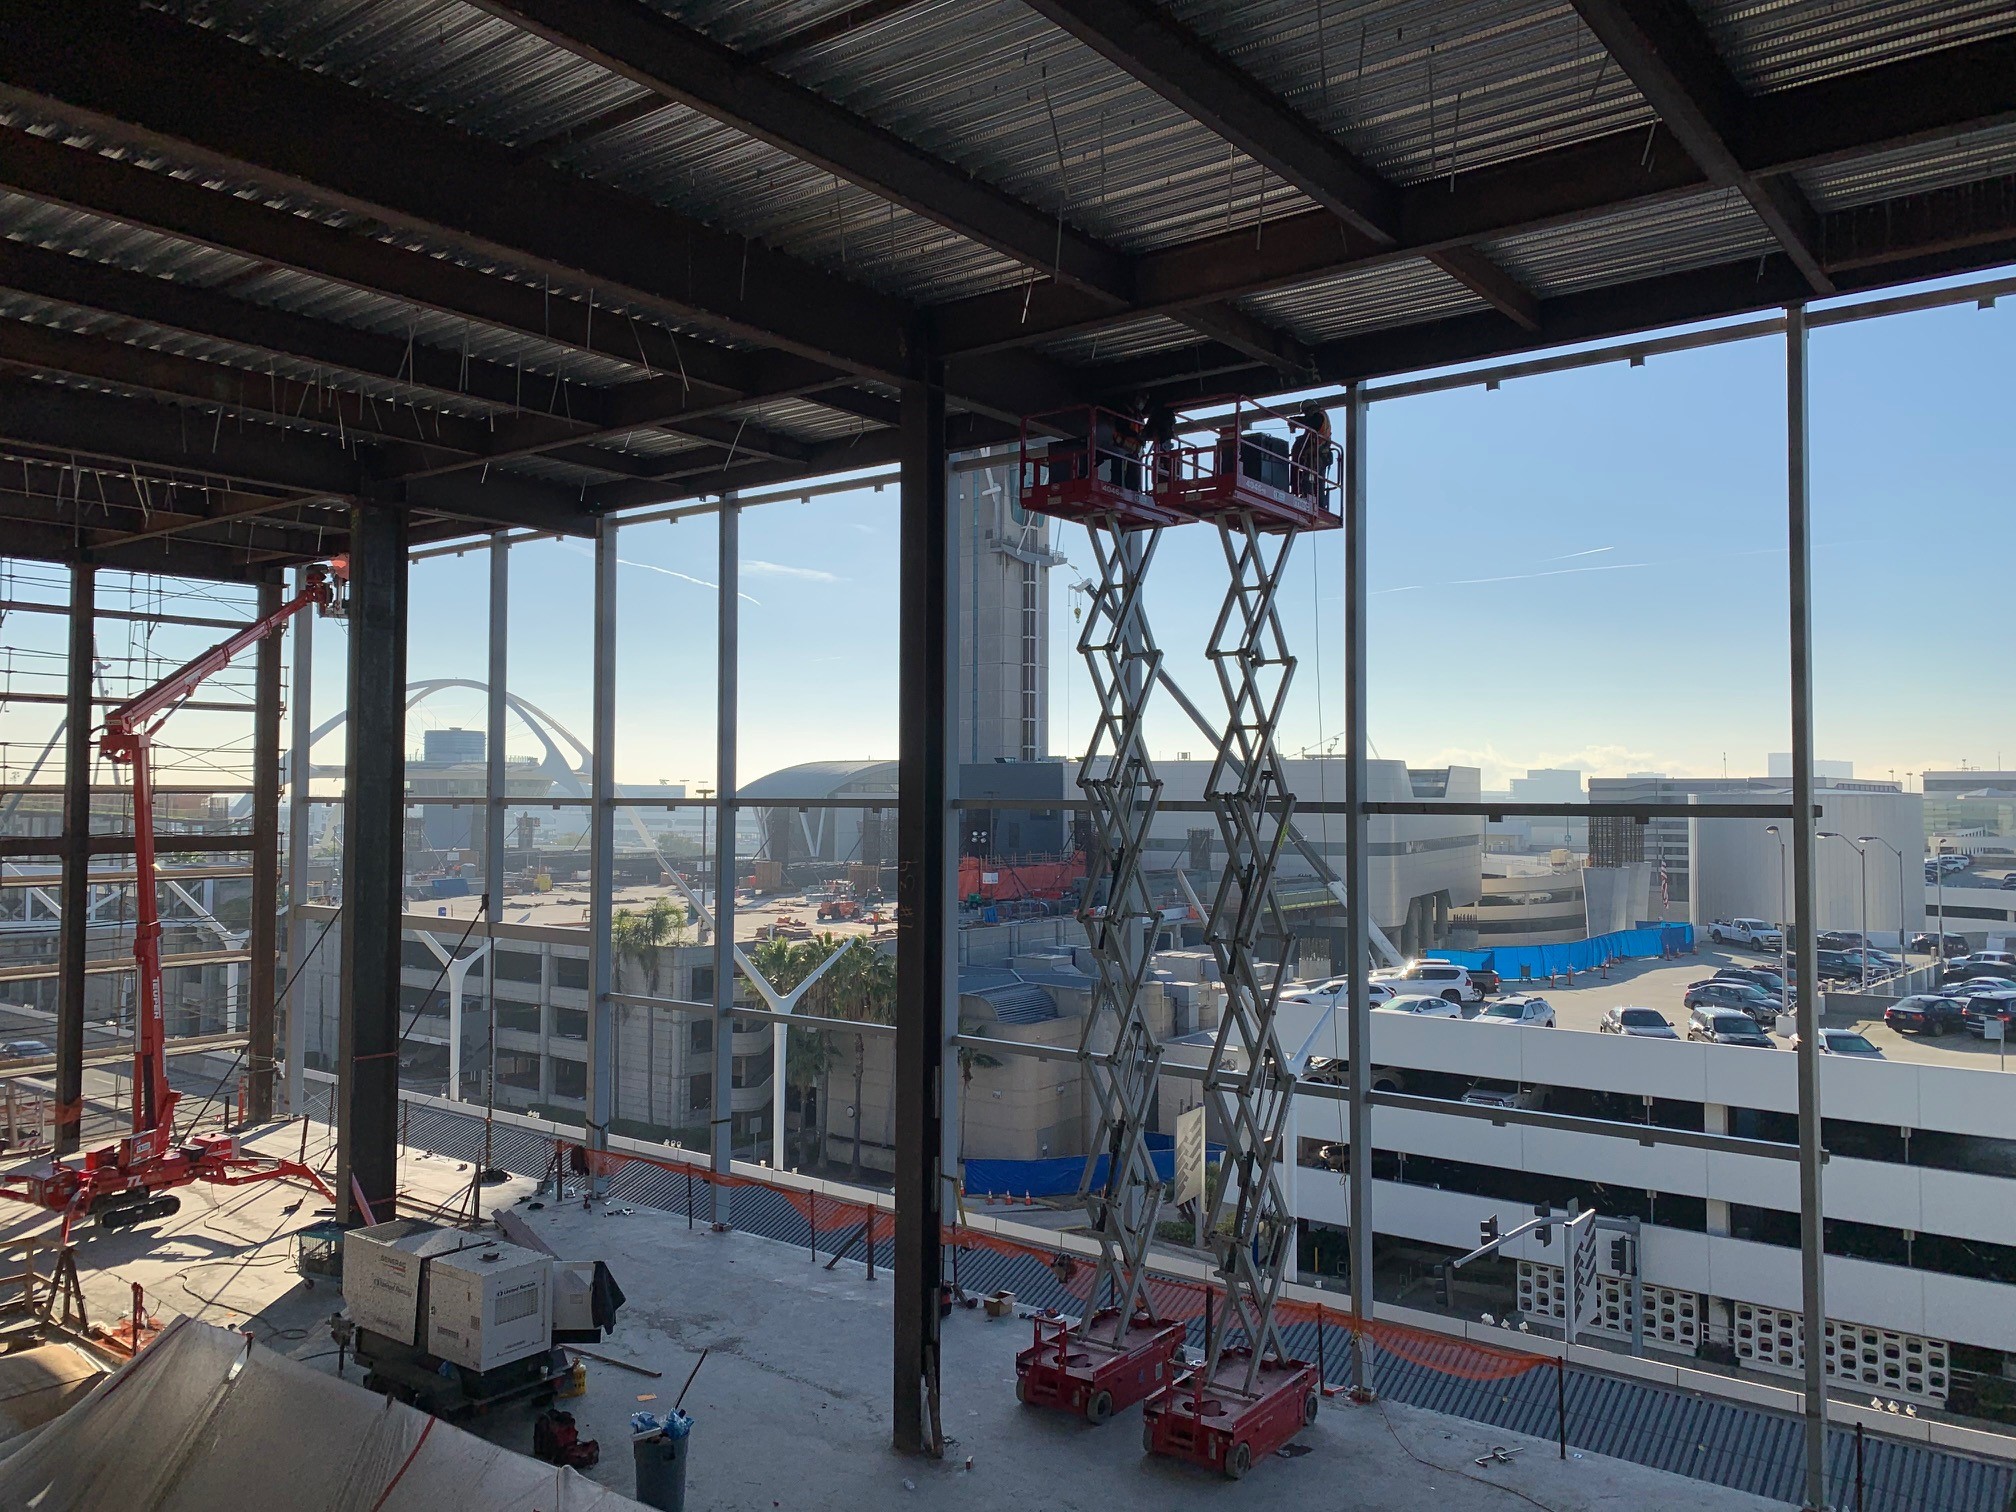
[
  {"x1": 1542, "y1": 545, "x2": 1613, "y2": 561},
  {"x1": 743, "y1": 559, "x2": 843, "y2": 583},
  {"x1": 555, "y1": 541, "x2": 761, "y2": 604}
]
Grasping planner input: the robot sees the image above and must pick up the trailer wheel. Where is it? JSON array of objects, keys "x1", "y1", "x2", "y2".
[
  {"x1": 1224, "y1": 1441, "x2": 1251, "y2": 1480},
  {"x1": 1302, "y1": 1390, "x2": 1320, "y2": 1426},
  {"x1": 1085, "y1": 1389, "x2": 1113, "y2": 1426}
]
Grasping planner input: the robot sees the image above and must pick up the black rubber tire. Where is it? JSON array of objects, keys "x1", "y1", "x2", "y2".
[
  {"x1": 1442, "y1": 989, "x2": 1461, "y2": 1004},
  {"x1": 1015, "y1": 1375, "x2": 1029, "y2": 1405},
  {"x1": 1144, "y1": 1419, "x2": 1158, "y2": 1454},
  {"x1": 1225, "y1": 1442, "x2": 1252, "y2": 1480},
  {"x1": 1302, "y1": 1391, "x2": 1320, "y2": 1426},
  {"x1": 1086, "y1": 1389, "x2": 1114, "y2": 1426}
]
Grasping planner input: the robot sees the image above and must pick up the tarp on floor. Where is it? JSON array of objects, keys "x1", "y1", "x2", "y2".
[
  {"x1": 0, "y1": 1343, "x2": 103, "y2": 1445},
  {"x1": 0, "y1": 1318, "x2": 647, "y2": 1511}
]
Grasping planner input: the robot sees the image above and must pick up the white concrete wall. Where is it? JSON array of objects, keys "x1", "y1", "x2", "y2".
[{"x1": 1691, "y1": 789, "x2": 1923, "y2": 936}]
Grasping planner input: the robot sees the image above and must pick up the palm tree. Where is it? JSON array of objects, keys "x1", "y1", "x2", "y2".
[
  {"x1": 611, "y1": 898, "x2": 687, "y2": 1127},
  {"x1": 751, "y1": 932, "x2": 842, "y2": 1170},
  {"x1": 825, "y1": 939, "x2": 897, "y2": 1181}
]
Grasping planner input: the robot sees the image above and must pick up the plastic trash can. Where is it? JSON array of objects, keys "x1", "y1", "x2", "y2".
[{"x1": 632, "y1": 1409, "x2": 693, "y2": 1511}]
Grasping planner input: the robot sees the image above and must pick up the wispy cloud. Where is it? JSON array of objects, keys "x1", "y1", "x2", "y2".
[
  {"x1": 1542, "y1": 545, "x2": 1613, "y2": 562},
  {"x1": 743, "y1": 559, "x2": 843, "y2": 583},
  {"x1": 555, "y1": 541, "x2": 761, "y2": 605},
  {"x1": 1375, "y1": 560, "x2": 1646, "y2": 594}
]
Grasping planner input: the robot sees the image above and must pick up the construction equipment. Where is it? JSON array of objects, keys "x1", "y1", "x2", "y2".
[
  {"x1": 1016, "y1": 400, "x2": 1337, "y2": 1473},
  {"x1": 0, "y1": 563, "x2": 346, "y2": 1237}
]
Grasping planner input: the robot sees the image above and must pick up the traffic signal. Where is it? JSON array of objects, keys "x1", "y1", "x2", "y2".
[
  {"x1": 1611, "y1": 1236, "x2": 1633, "y2": 1273},
  {"x1": 1479, "y1": 1215, "x2": 1501, "y2": 1249},
  {"x1": 1434, "y1": 1263, "x2": 1452, "y2": 1308},
  {"x1": 1533, "y1": 1203, "x2": 1552, "y2": 1246}
]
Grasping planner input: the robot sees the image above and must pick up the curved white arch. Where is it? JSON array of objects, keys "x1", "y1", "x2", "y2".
[{"x1": 288, "y1": 679, "x2": 591, "y2": 791}]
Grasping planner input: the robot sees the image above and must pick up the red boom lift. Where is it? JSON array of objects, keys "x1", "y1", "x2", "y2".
[{"x1": 0, "y1": 563, "x2": 346, "y2": 1237}]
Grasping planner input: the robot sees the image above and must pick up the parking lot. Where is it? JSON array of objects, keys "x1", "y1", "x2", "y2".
[{"x1": 1450, "y1": 944, "x2": 2016, "y2": 1069}]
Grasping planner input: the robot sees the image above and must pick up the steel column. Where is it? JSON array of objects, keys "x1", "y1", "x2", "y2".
[
  {"x1": 894, "y1": 362, "x2": 948, "y2": 1457},
  {"x1": 53, "y1": 564, "x2": 93, "y2": 1156},
  {"x1": 337, "y1": 503, "x2": 409, "y2": 1225},
  {"x1": 710, "y1": 498, "x2": 739, "y2": 1224},
  {"x1": 586, "y1": 517, "x2": 617, "y2": 1195},
  {"x1": 284, "y1": 564, "x2": 314, "y2": 1116},
  {"x1": 484, "y1": 533, "x2": 508, "y2": 1113},
  {"x1": 245, "y1": 579, "x2": 283, "y2": 1122},
  {"x1": 1786, "y1": 303, "x2": 1829, "y2": 1512},
  {"x1": 1342, "y1": 383, "x2": 1374, "y2": 1393}
]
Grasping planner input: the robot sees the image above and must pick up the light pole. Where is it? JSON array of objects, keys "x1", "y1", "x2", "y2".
[
  {"x1": 1860, "y1": 836, "x2": 1909, "y2": 986},
  {"x1": 1766, "y1": 825, "x2": 1789, "y2": 1023},
  {"x1": 695, "y1": 783, "x2": 715, "y2": 942},
  {"x1": 1820, "y1": 832, "x2": 1869, "y2": 987}
]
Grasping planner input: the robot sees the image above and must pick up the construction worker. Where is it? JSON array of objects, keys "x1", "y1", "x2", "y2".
[{"x1": 1291, "y1": 400, "x2": 1335, "y2": 507}]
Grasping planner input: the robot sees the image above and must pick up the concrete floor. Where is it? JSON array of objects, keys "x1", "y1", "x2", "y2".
[{"x1": 0, "y1": 1127, "x2": 1790, "y2": 1512}]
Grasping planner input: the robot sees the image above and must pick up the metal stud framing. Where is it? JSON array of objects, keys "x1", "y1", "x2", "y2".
[
  {"x1": 1072, "y1": 519, "x2": 1170, "y2": 1338},
  {"x1": 1197, "y1": 513, "x2": 1301, "y2": 1394}
]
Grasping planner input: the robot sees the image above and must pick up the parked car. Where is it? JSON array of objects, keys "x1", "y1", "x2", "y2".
[
  {"x1": 1818, "y1": 931, "x2": 1867, "y2": 951},
  {"x1": 1797, "y1": 1027, "x2": 1884, "y2": 1058},
  {"x1": 1941, "y1": 960, "x2": 2016, "y2": 986},
  {"x1": 1687, "y1": 1007, "x2": 1776, "y2": 1047},
  {"x1": 1961, "y1": 992, "x2": 2016, "y2": 1037},
  {"x1": 1473, "y1": 994, "x2": 1555, "y2": 1027},
  {"x1": 1369, "y1": 960, "x2": 1483, "y2": 1004},
  {"x1": 1884, "y1": 994, "x2": 1969, "y2": 1036},
  {"x1": 1936, "y1": 854, "x2": 1972, "y2": 874},
  {"x1": 1716, "y1": 966, "x2": 1791, "y2": 996},
  {"x1": 1284, "y1": 978, "x2": 1396, "y2": 1008},
  {"x1": 1460, "y1": 1078, "x2": 1548, "y2": 1111},
  {"x1": 1683, "y1": 980, "x2": 1778, "y2": 1026},
  {"x1": 1945, "y1": 976, "x2": 2016, "y2": 999},
  {"x1": 1910, "y1": 933, "x2": 1971, "y2": 958},
  {"x1": 1966, "y1": 950, "x2": 2016, "y2": 971},
  {"x1": 2001, "y1": 875, "x2": 2016, "y2": 890},
  {"x1": 1453, "y1": 964, "x2": 1501, "y2": 996},
  {"x1": 1814, "y1": 950, "x2": 1863, "y2": 982},
  {"x1": 1598, "y1": 1005, "x2": 1679, "y2": 1038},
  {"x1": 1374, "y1": 993, "x2": 1463, "y2": 1019},
  {"x1": 1708, "y1": 917, "x2": 1783, "y2": 951},
  {"x1": 1847, "y1": 948, "x2": 1903, "y2": 976},
  {"x1": 0, "y1": 1039, "x2": 51, "y2": 1059}
]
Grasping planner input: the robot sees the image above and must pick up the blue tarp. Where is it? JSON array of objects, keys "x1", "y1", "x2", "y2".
[
  {"x1": 1429, "y1": 922, "x2": 1694, "y2": 982},
  {"x1": 966, "y1": 1133, "x2": 1225, "y2": 1200}
]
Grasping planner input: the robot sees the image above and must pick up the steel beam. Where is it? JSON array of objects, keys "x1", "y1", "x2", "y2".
[
  {"x1": 245, "y1": 578, "x2": 282, "y2": 1121},
  {"x1": 52, "y1": 564, "x2": 92, "y2": 1156},
  {"x1": 336, "y1": 502, "x2": 409, "y2": 1226},
  {"x1": 484, "y1": 534, "x2": 509, "y2": 1114},
  {"x1": 711, "y1": 499, "x2": 739, "y2": 1224},
  {"x1": 893, "y1": 361, "x2": 948, "y2": 1457},
  {"x1": 284, "y1": 563, "x2": 314, "y2": 1117},
  {"x1": 1341, "y1": 383, "x2": 1373, "y2": 1393},
  {"x1": 1785, "y1": 303, "x2": 1828, "y2": 1512},
  {"x1": 586, "y1": 517, "x2": 617, "y2": 1195},
  {"x1": 1566, "y1": 0, "x2": 1832, "y2": 293}
]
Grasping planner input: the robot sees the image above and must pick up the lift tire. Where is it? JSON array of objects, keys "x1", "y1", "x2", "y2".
[
  {"x1": 1015, "y1": 1375, "x2": 1029, "y2": 1405},
  {"x1": 1144, "y1": 1419, "x2": 1157, "y2": 1454},
  {"x1": 1085, "y1": 1389, "x2": 1113, "y2": 1426},
  {"x1": 1224, "y1": 1442, "x2": 1251, "y2": 1480},
  {"x1": 1302, "y1": 1391, "x2": 1320, "y2": 1426}
]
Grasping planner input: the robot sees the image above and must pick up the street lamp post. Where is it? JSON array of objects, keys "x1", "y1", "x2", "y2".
[
  {"x1": 1821, "y1": 832, "x2": 1870, "y2": 987},
  {"x1": 695, "y1": 783, "x2": 715, "y2": 943},
  {"x1": 1766, "y1": 825, "x2": 1790, "y2": 1023},
  {"x1": 1860, "y1": 836, "x2": 1909, "y2": 987}
]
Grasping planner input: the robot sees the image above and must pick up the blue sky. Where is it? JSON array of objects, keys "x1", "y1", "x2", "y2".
[{"x1": 326, "y1": 275, "x2": 2014, "y2": 795}]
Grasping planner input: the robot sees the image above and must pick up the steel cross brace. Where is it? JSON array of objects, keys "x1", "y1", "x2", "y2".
[
  {"x1": 1072, "y1": 519, "x2": 1170, "y2": 1340},
  {"x1": 1198, "y1": 514, "x2": 1301, "y2": 1395}
]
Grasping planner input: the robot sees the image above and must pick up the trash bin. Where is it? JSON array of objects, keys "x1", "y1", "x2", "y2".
[{"x1": 632, "y1": 1409, "x2": 693, "y2": 1511}]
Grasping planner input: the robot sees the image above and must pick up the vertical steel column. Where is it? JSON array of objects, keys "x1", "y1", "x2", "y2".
[
  {"x1": 484, "y1": 535, "x2": 508, "y2": 1112},
  {"x1": 1342, "y1": 384, "x2": 1375, "y2": 1394},
  {"x1": 246, "y1": 578, "x2": 283, "y2": 1122},
  {"x1": 710, "y1": 499, "x2": 739, "y2": 1225},
  {"x1": 54, "y1": 564, "x2": 93, "y2": 1157},
  {"x1": 337, "y1": 503, "x2": 408, "y2": 1226},
  {"x1": 586, "y1": 518, "x2": 617, "y2": 1196},
  {"x1": 285, "y1": 565, "x2": 315, "y2": 1117},
  {"x1": 1786, "y1": 303, "x2": 1829, "y2": 1512},
  {"x1": 894, "y1": 362, "x2": 949, "y2": 1457}
]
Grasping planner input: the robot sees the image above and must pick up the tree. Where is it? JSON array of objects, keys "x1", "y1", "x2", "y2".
[
  {"x1": 752, "y1": 932, "x2": 842, "y2": 1171},
  {"x1": 822, "y1": 939, "x2": 897, "y2": 1181},
  {"x1": 611, "y1": 897, "x2": 688, "y2": 1127}
]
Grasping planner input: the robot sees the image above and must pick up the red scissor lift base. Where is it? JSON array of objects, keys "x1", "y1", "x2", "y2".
[
  {"x1": 1014, "y1": 1311, "x2": 1185, "y2": 1425},
  {"x1": 1145, "y1": 1353, "x2": 1320, "y2": 1479}
]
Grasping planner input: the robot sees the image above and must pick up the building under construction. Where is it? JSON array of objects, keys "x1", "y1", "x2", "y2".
[{"x1": 0, "y1": 2, "x2": 2015, "y2": 1509}]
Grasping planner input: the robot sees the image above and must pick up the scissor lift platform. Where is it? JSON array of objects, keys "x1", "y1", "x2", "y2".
[
  {"x1": 1144, "y1": 1350, "x2": 1320, "y2": 1479},
  {"x1": 1014, "y1": 1311, "x2": 1186, "y2": 1424},
  {"x1": 1016, "y1": 405, "x2": 1190, "y2": 528}
]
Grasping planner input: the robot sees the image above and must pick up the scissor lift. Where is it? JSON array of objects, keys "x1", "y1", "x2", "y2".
[
  {"x1": 1014, "y1": 404, "x2": 1335, "y2": 1458},
  {"x1": 1013, "y1": 439, "x2": 1185, "y2": 1420}
]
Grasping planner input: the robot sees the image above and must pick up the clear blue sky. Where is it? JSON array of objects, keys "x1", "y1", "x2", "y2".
[{"x1": 310, "y1": 271, "x2": 2012, "y2": 794}]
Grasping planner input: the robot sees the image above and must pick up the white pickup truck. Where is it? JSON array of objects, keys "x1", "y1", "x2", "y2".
[{"x1": 1709, "y1": 918, "x2": 1783, "y2": 951}]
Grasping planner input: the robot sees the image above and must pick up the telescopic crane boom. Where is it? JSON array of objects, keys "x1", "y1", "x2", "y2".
[{"x1": 2, "y1": 562, "x2": 345, "y2": 1236}]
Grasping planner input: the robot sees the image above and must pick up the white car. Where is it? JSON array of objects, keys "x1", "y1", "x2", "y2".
[
  {"x1": 1473, "y1": 995, "x2": 1555, "y2": 1027},
  {"x1": 1598, "y1": 1005, "x2": 1679, "y2": 1038},
  {"x1": 1368, "y1": 960, "x2": 1482, "y2": 1004},
  {"x1": 1373, "y1": 993, "x2": 1462, "y2": 1020},
  {"x1": 1461, "y1": 1078, "x2": 1548, "y2": 1111},
  {"x1": 1796, "y1": 1027, "x2": 1886, "y2": 1058},
  {"x1": 1709, "y1": 918, "x2": 1784, "y2": 951},
  {"x1": 1282, "y1": 978, "x2": 1395, "y2": 1008}
]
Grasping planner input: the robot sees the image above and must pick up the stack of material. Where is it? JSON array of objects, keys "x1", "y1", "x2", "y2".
[{"x1": 0, "y1": 1319, "x2": 647, "y2": 1510}]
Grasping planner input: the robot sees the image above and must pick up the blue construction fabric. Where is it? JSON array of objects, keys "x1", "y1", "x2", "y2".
[{"x1": 1430, "y1": 924, "x2": 1696, "y2": 982}]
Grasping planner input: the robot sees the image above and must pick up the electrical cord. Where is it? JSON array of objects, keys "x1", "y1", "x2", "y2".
[{"x1": 1372, "y1": 1396, "x2": 1561, "y2": 1512}]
